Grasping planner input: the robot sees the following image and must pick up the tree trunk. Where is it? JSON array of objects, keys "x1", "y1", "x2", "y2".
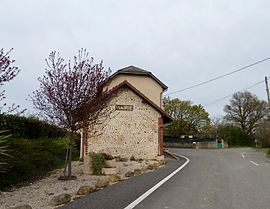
[
  {"x1": 68, "y1": 140, "x2": 72, "y2": 178},
  {"x1": 62, "y1": 133, "x2": 74, "y2": 180},
  {"x1": 63, "y1": 145, "x2": 69, "y2": 177}
]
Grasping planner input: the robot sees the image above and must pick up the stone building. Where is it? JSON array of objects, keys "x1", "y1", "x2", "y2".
[{"x1": 81, "y1": 66, "x2": 173, "y2": 162}]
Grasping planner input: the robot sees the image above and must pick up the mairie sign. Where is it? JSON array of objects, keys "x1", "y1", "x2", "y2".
[{"x1": 115, "y1": 105, "x2": 134, "y2": 111}]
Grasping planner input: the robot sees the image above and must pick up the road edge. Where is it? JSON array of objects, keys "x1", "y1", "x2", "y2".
[{"x1": 123, "y1": 153, "x2": 190, "y2": 209}]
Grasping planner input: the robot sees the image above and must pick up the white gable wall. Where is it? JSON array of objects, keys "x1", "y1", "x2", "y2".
[{"x1": 108, "y1": 74, "x2": 163, "y2": 107}]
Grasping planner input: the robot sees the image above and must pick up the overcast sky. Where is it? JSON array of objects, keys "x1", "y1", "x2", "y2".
[{"x1": 1, "y1": 0, "x2": 270, "y2": 118}]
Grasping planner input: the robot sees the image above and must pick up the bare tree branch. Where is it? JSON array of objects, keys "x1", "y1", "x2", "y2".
[
  {"x1": 31, "y1": 49, "x2": 112, "y2": 179},
  {"x1": 0, "y1": 48, "x2": 23, "y2": 114}
]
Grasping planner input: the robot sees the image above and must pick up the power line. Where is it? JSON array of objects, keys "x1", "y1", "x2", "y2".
[
  {"x1": 166, "y1": 57, "x2": 270, "y2": 96},
  {"x1": 204, "y1": 77, "x2": 268, "y2": 107}
]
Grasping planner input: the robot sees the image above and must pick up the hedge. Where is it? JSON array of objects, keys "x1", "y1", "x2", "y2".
[
  {"x1": 0, "y1": 114, "x2": 65, "y2": 139},
  {"x1": 0, "y1": 137, "x2": 79, "y2": 189}
]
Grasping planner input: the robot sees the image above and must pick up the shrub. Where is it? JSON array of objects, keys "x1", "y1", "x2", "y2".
[
  {"x1": 267, "y1": 148, "x2": 270, "y2": 156},
  {"x1": 0, "y1": 132, "x2": 13, "y2": 173},
  {"x1": 102, "y1": 153, "x2": 113, "y2": 160},
  {"x1": 217, "y1": 124, "x2": 250, "y2": 146},
  {"x1": 0, "y1": 114, "x2": 65, "y2": 139},
  {"x1": 91, "y1": 153, "x2": 105, "y2": 175},
  {"x1": 0, "y1": 137, "x2": 79, "y2": 189}
]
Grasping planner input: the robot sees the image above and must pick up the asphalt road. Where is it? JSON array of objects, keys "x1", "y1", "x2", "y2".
[
  {"x1": 62, "y1": 148, "x2": 270, "y2": 209},
  {"x1": 61, "y1": 156, "x2": 186, "y2": 209},
  {"x1": 136, "y1": 148, "x2": 270, "y2": 209}
]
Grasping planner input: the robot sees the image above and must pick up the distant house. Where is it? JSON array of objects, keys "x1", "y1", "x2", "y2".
[{"x1": 81, "y1": 66, "x2": 173, "y2": 165}]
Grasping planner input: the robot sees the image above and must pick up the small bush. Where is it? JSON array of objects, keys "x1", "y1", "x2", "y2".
[
  {"x1": 102, "y1": 153, "x2": 113, "y2": 160},
  {"x1": 267, "y1": 148, "x2": 270, "y2": 156},
  {"x1": 91, "y1": 153, "x2": 105, "y2": 175}
]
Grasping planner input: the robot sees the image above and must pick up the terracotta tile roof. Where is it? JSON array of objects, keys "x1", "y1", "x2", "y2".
[
  {"x1": 109, "y1": 80, "x2": 173, "y2": 124},
  {"x1": 109, "y1": 66, "x2": 168, "y2": 90}
]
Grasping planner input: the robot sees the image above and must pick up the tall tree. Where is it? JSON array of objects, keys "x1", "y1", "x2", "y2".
[
  {"x1": 224, "y1": 91, "x2": 268, "y2": 136},
  {"x1": 163, "y1": 97, "x2": 211, "y2": 137},
  {"x1": 32, "y1": 49, "x2": 112, "y2": 179},
  {"x1": 0, "y1": 48, "x2": 20, "y2": 113}
]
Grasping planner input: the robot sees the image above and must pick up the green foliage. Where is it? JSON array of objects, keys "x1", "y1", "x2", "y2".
[
  {"x1": 0, "y1": 114, "x2": 65, "y2": 139},
  {"x1": 0, "y1": 132, "x2": 13, "y2": 173},
  {"x1": 91, "y1": 153, "x2": 105, "y2": 175},
  {"x1": 163, "y1": 97, "x2": 211, "y2": 137},
  {"x1": 267, "y1": 148, "x2": 270, "y2": 156},
  {"x1": 256, "y1": 120, "x2": 270, "y2": 148},
  {"x1": 0, "y1": 137, "x2": 79, "y2": 189},
  {"x1": 217, "y1": 124, "x2": 251, "y2": 146}
]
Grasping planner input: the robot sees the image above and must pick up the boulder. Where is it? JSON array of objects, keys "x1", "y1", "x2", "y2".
[
  {"x1": 134, "y1": 169, "x2": 141, "y2": 176},
  {"x1": 50, "y1": 194, "x2": 71, "y2": 206},
  {"x1": 147, "y1": 161, "x2": 159, "y2": 170},
  {"x1": 121, "y1": 157, "x2": 129, "y2": 162},
  {"x1": 95, "y1": 176, "x2": 110, "y2": 188},
  {"x1": 108, "y1": 174, "x2": 120, "y2": 182},
  {"x1": 8, "y1": 205, "x2": 32, "y2": 209},
  {"x1": 77, "y1": 185, "x2": 95, "y2": 195},
  {"x1": 125, "y1": 171, "x2": 134, "y2": 177},
  {"x1": 102, "y1": 167, "x2": 118, "y2": 175},
  {"x1": 140, "y1": 164, "x2": 148, "y2": 172},
  {"x1": 147, "y1": 164, "x2": 154, "y2": 170},
  {"x1": 157, "y1": 160, "x2": 166, "y2": 166}
]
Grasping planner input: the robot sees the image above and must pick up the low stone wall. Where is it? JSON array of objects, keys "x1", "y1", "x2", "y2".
[
  {"x1": 196, "y1": 142, "x2": 217, "y2": 149},
  {"x1": 164, "y1": 142, "x2": 195, "y2": 148},
  {"x1": 165, "y1": 141, "x2": 228, "y2": 149}
]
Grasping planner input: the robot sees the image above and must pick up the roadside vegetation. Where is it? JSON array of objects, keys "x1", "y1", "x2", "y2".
[
  {"x1": 163, "y1": 97, "x2": 211, "y2": 138},
  {"x1": 0, "y1": 48, "x2": 80, "y2": 190},
  {"x1": 0, "y1": 114, "x2": 79, "y2": 190},
  {"x1": 267, "y1": 148, "x2": 270, "y2": 156},
  {"x1": 164, "y1": 91, "x2": 270, "y2": 148}
]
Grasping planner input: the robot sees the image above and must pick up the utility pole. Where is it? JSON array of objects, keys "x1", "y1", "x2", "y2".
[{"x1": 265, "y1": 76, "x2": 270, "y2": 106}]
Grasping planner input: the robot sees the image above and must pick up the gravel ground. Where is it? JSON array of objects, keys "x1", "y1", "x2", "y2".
[
  {"x1": 0, "y1": 161, "x2": 88, "y2": 209},
  {"x1": 0, "y1": 160, "x2": 161, "y2": 209}
]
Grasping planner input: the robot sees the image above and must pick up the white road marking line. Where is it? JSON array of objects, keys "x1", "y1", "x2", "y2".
[
  {"x1": 250, "y1": 161, "x2": 259, "y2": 166},
  {"x1": 124, "y1": 153, "x2": 190, "y2": 209},
  {"x1": 241, "y1": 152, "x2": 245, "y2": 158}
]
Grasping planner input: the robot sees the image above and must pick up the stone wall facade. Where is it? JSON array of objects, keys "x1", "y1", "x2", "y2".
[{"x1": 87, "y1": 86, "x2": 161, "y2": 160}]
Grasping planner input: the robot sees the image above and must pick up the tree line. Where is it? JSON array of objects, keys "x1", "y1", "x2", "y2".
[{"x1": 164, "y1": 91, "x2": 270, "y2": 147}]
